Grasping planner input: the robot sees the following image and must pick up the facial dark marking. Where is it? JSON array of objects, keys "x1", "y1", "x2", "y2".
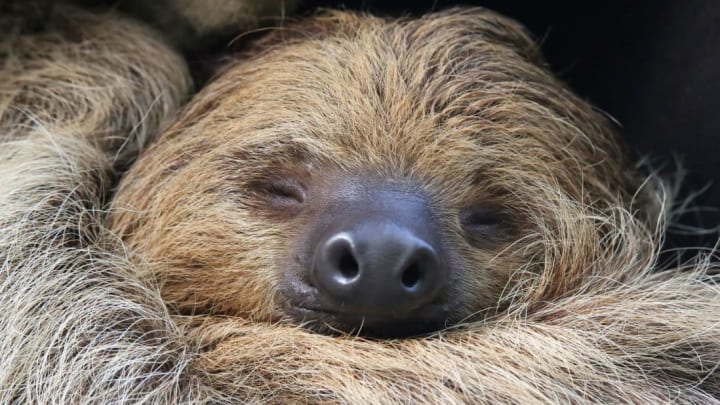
[{"x1": 254, "y1": 177, "x2": 306, "y2": 207}]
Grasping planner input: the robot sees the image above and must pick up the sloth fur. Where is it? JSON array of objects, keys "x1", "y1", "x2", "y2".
[{"x1": 1, "y1": 4, "x2": 719, "y2": 404}]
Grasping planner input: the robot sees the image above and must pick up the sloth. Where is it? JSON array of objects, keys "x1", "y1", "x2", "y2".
[
  {"x1": 109, "y1": 7, "x2": 652, "y2": 338},
  {"x1": 2, "y1": 3, "x2": 719, "y2": 403}
]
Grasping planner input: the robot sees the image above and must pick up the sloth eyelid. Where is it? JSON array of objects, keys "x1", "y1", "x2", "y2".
[
  {"x1": 254, "y1": 178, "x2": 306, "y2": 205},
  {"x1": 459, "y1": 205, "x2": 506, "y2": 245},
  {"x1": 460, "y1": 206, "x2": 502, "y2": 227}
]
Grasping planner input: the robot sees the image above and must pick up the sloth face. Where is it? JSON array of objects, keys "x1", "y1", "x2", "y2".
[{"x1": 111, "y1": 9, "x2": 636, "y2": 337}]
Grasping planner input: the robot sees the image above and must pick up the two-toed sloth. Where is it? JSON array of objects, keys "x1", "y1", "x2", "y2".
[{"x1": 2, "y1": 2, "x2": 719, "y2": 403}]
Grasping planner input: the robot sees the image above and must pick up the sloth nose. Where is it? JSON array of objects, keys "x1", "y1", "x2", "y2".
[{"x1": 312, "y1": 221, "x2": 446, "y2": 318}]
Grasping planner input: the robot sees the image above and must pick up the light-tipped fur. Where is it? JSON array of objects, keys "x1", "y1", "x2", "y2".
[
  {"x1": 1, "y1": 5, "x2": 719, "y2": 404},
  {"x1": 120, "y1": 0, "x2": 298, "y2": 51}
]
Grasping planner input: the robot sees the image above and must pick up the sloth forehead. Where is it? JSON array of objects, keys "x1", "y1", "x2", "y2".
[
  {"x1": 203, "y1": 42, "x2": 595, "y2": 164},
  {"x1": 177, "y1": 14, "x2": 618, "y2": 196},
  {"x1": 202, "y1": 75, "x2": 596, "y2": 183}
]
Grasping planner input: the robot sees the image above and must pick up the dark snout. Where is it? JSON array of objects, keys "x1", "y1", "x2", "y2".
[
  {"x1": 313, "y1": 215, "x2": 445, "y2": 316},
  {"x1": 302, "y1": 181, "x2": 451, "y2": 336}
]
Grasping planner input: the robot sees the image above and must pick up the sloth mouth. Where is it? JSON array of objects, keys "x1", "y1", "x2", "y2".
[
  {"x1": 279, "y1": 272, "x2": 458, "y2": 338},
  {"x1": 284, "y1": 303, "x2": 452, "y2": 338}
]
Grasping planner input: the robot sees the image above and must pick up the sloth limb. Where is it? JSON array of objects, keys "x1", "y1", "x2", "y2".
[
  {"x1": 0, "y1": 6, "x2": 200, "y2": 402},
  {"x1": 1, "y1": 5, "x2": 720, "y2": 404}
]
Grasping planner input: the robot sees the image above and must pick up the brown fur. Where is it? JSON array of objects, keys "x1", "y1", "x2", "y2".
[
  {"x1": 1, "y1": 4, "x2": 719, "y2": 403},
  {"x1": 120, "y1": 0, "x2": 298, "y2": 51},
  {"x1": 111, "y1": 9, "x2": 657, "y2": 326}
]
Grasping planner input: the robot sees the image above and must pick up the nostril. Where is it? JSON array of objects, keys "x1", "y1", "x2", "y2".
[
  {"x1": 315, "y1": 233, "x2": 364, "y2": 293},
  {"x1": 337, "y1": 249, "x2": 359, "y2": 281},
  {"x1": 401, "y1": 262, "x2": 423, "y2": 289}
]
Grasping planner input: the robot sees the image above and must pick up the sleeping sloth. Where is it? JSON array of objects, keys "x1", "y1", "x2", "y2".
[
  {"x1": 111, "y1": 8, "x2": 654, "y2": 337},
  {"x1": 2, "y1": 4, "x2": 719, "y2": 403}
]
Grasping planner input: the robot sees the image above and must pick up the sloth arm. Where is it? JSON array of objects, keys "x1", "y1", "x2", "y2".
[
  {"x1": 188, "y1": 275, "x2": 720, "y2": 404},
  {"x1": 0, "y1": 5, "x2": 198, "y2": 403}
]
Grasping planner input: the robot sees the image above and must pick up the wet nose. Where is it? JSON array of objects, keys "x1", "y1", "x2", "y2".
[{"x1": 312, "y1": 221, "x2": 446, "y2": 318}]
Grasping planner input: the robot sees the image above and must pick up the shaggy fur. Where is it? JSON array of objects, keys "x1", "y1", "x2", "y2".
[
  {"x1": 111, "y1": 9, "x2": 662, "y2": 327},
  {"x1": 120, "y1": 0, "x2": 298, "y2": 51},
  {"x1": 1, "y1": 5, "x2": 720, "y2": 404}
]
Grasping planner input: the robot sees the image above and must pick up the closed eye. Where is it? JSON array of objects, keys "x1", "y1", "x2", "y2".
[
  {"x1": 460, "y1": 205, "x2": 506, "y2": 246},
  {"x1": 461, "y1": 207, "x2": 501, "y2": 227},
  {"x1": 251, "y1": 178, "x2": 306, "y2": 208}
]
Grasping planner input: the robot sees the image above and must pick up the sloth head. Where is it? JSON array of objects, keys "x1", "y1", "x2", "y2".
[{"x1": 110, "y1": 8, "x2": 648, "y2": 337}]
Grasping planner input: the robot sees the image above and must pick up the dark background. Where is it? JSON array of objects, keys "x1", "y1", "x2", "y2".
[{"x1": 299, "y1": 0, "x2": 720, "y2": 255}]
